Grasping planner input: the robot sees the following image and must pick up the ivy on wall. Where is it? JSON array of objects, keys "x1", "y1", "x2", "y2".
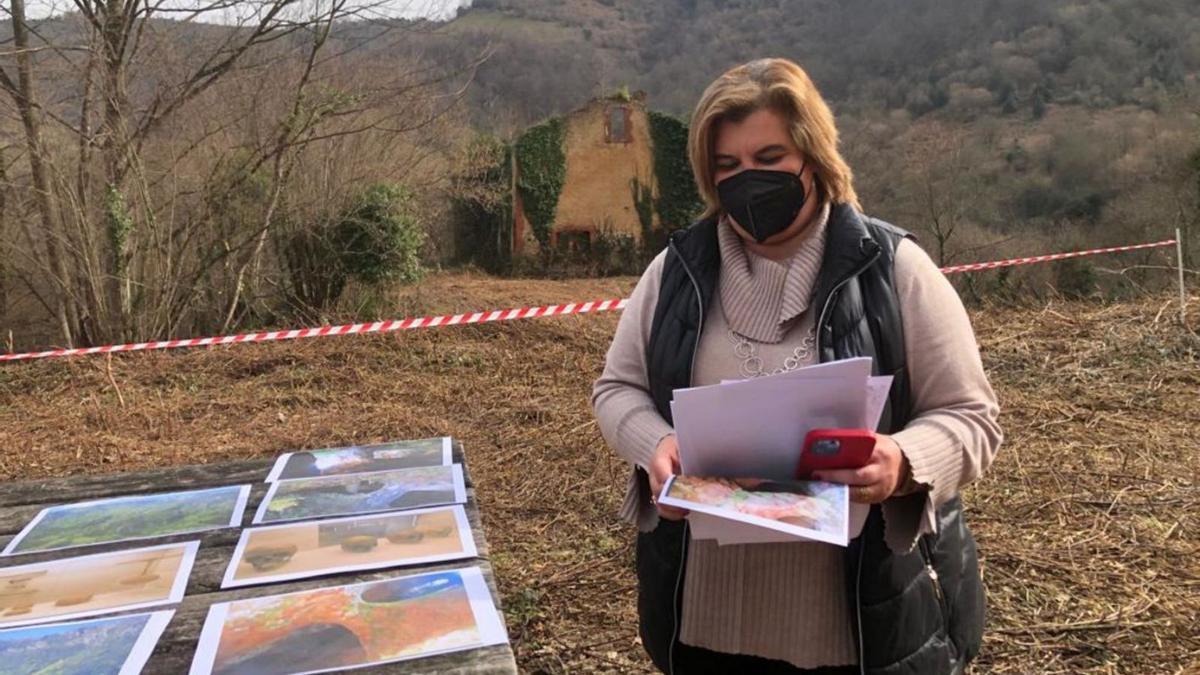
[
  {"x1": 630, "y1": 176, "x2": 664, "y2": 254},
  {"x1": 451, "y1": 106, "x2": 702, "y2": 275},
  {"x1": 648, "y1": 111, "x2": 703, "y2": 230},
  {"x1": 515, "y1": 116, "x2": 567, "y2": 248}
]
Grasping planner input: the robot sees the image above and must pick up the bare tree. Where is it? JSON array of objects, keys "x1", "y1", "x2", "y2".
[
  {"x1": 901, "y1": 126, "x2": 985, "y2": 266},
  {"x1": 0, "y1": 143, "x2": 11, "y2": 324},
  {"x1": 0, "y1": 0, "x2": 75, "y2": 343},
  {"x1": 1, "y1": 0, "x2": 483, "y2": 346}
]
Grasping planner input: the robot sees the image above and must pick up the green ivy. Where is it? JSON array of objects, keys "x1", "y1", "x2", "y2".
[
  {"x1": 648, "y1": 111, "x2": 703, "y2": 230},
  {"x1": 630, "y1": 176, "x2": 655, "y2": 242},
  {"x1": 105, "y1": 185, "x2": 133, "y2": 278},
  {"x1": 515, "y1": 116, "x2": 567, "y2": 248},
  {"x1": 460, "y1": 109, "x2": 698, "y2": 272}
]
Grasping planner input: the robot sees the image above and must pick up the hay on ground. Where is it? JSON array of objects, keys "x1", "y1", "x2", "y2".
[{"x1": 0, "y1": 273, "x2": 1196, "y2": 674}]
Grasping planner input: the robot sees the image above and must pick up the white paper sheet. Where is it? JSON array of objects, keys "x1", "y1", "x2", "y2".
[
  {"x1": 672, "y1": 377, "x2": 869, "y2": 479},
  {"x1": 0, "y1": 541, "x2": 199, "y2": 628},
  {"x1": 669, "y1": 358, "x2": 892, "y2": 546},
  {"x1": 265, "y1": 437, "x2": 453, "y2": 482},
  {"x1": 222, "y1": 505, "x2": 478, "y2": 588},
  {"x1": 719, "y1": 372, "x2": 892, "y2": 430},
  {"x1": 863, "y1": 376, "x2": 893, "y2": 429}
]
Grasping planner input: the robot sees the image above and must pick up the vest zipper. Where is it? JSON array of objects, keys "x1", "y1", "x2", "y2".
[
  {"x1": 666, "y1": 238, "x2": 704, "y2": 675},
  {"x1": 919, "y1": 537, "x2": 950, "y2": 635},
  {"x1": 811, "y1": 243, "x2": 880, "y2": 675},
  {"x1": 814, "y1": 246, "x2": 882, "y2": 356}
]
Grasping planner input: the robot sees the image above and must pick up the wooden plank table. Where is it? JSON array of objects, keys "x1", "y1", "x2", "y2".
[{"x1": 0, "y1": 443, "x2": 518, "y2": 674}]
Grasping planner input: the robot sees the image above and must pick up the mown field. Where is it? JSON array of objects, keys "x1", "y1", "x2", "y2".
[{"x1": 1, "y1": 272, "x2": 1197, "y2": 674}]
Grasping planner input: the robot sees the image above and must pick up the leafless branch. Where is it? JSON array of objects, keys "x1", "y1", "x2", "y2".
[{"x1": 0, "y1": 44, "x2": 89, "y2": 56}]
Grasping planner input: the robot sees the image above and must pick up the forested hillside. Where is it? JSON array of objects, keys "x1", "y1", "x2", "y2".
[
  {"x1": 2, "y1": 0, "x2": 1197, "y2": 349},
  {"x1": 438, "y1": 0, "x2": 1198, "y2": 288},
  {"x1": 452, "y1": 0, "x2": 1200, "y2": 124}
]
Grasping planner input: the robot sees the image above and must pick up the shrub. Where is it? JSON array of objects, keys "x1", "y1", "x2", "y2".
[
  {"x1": 1055, "y1": 258, "x2": 1098, "y2": 299},
  {"x1": 334, "y1": 183, "x2": 426, "y2": 285},
  {"x1": 282, "y1": 226, "x2": 347, "y2": 316}
]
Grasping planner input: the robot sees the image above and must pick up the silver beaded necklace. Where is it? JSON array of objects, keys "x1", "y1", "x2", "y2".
[{"x1": 728, "y1": 326, "x2": 817, "y2": 378}]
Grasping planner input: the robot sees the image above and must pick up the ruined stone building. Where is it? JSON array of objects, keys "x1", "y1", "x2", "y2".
[{"x1": 512, "y1": 92, "x2": 658, "y2": 255}]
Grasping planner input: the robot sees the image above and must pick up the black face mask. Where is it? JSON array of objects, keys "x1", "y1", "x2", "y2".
[{"x1": 716, "y1": 166, "x2": 809, "y2": 243}]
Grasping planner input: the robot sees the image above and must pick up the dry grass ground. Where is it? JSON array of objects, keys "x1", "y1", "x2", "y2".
[{"x1": 1, "y1": 272, "x2": 1197, "y2": 674}]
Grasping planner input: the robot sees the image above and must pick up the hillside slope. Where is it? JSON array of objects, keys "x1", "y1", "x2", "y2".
[
  {"x1": 439, "y1": 0, "x2": 1200, "y2": 279},
  {"x1": 454, "y1": 0, "x2": 1200, "y2": 120}
]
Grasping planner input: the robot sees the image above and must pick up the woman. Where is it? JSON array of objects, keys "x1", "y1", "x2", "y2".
[{"x1": 592, "y1": 58, "x2": 1002, "y2": 675}]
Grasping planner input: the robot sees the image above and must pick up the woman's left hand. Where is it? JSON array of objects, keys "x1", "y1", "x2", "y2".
[{"x1": 813, "y1": 434, "x2": 909, "y2": 504}]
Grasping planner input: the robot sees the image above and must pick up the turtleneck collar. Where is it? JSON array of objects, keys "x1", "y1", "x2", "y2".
[{"x1": 716, "y1": 202, "x2": 830, "y2": 343}]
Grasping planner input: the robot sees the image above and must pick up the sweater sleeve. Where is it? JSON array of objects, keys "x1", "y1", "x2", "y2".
[
  {"x1": 881, "y1": 239, "x2": 1003, "y2": 552},
  {"x1": 591, "y1": 250, "x2": 675, "y2": 472}
]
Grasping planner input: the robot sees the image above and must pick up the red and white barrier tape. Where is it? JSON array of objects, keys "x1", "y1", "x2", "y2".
[
  {"x1": 0, "y1": 238, "x2": 1178, "y2": 363},
  {"x1": 0, "y1": 300, "x2": 628, "y2": 363},
  {"x1": 938, "y1": 239, "x2": 1177, "y2": 274}
]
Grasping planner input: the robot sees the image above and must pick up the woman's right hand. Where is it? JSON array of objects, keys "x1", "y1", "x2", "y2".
[{"x1": 649, "y1": 434, "x2": 689, "y2": 521}]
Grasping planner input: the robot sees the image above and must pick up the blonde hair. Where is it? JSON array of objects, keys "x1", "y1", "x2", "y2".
[{"x1": 687, "y1": 58, "x2": 861, "y2": 218}]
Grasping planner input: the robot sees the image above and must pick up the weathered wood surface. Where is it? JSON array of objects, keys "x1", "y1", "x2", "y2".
[{"x1": 0, "y1": 444, "x2": 519, "y2": 674}]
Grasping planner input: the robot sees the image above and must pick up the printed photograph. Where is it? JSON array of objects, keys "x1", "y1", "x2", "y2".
[
  {"x1": 3, "y1": 486, "x2": 250, "y2": 555},
  {"x1": 224, "y1": 505, "x2": 477, "y2": 588},
  {"x1": 265, "y1": 437, "x2": 453, "y2": 482},
  {"x1": 660, "y1": 475, "x2": 849, "y2": 545},
  {"x1": 253, "y1": 464, "x2": 466, "y2": 524},
  {"x1": 190, "y1": 567, "x2": 507, "y2": 675},
  {"x1": 0, "y1": 542, "x2": 199, "y2": 628},
  {"x1": 0, "y1": 610, "x2": 174, "y2": 675}
]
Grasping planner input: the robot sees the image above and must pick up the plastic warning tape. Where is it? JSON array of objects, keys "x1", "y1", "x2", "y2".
[
  {"x1": 0, "y1": 300, "x2": 629, "y2": 362},
  {"x1": 938, "y1": 239, "x2": 1176, "y2": 274},
  {"x1": 0, "y1": 239, "x2": 1178, "y2": 363}
]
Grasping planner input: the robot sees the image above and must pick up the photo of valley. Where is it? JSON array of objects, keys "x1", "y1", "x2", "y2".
[
  {"x1": 270, "y1": 437, "x2": 451, "y2": 481},
  {"x1": 0, "y1": 612, "x2": 164, "y2": 675},
  {"x1": 257, "y1": 465, "x2": 463, "y2": 524},
  {"x1": 5, "y1": 486, "x2": 247, "y2": 555}
]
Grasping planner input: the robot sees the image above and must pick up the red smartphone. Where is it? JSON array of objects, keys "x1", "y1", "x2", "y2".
[{"x1": 796, "y1": 428, "x2": 876, "y2": 479}]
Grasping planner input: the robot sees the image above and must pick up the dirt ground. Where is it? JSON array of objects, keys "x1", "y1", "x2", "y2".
[{"x1": 1, "y1": 272, "x2": 1197, "y2": 674}]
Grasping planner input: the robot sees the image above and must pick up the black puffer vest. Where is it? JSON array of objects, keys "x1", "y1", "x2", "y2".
[{"x1": 635, "y1": 203, "x2": 985, "y2": 675}]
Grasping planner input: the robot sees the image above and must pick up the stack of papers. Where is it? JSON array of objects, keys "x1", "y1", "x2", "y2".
[{"x1": 666, "y1": 357, "x2": 891, "y2": 546}]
